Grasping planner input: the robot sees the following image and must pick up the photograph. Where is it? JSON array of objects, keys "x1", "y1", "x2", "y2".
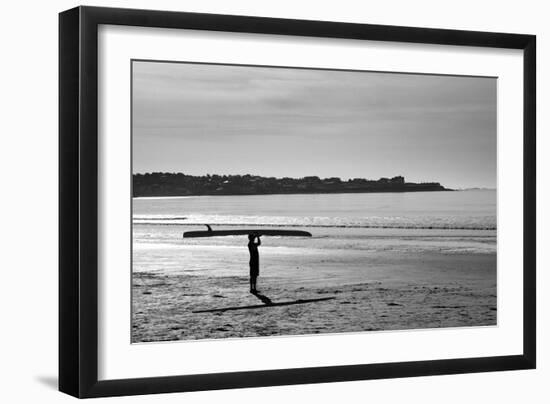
[{"x1": 131, "y1": 60, "x2": 497, "y2": 343}]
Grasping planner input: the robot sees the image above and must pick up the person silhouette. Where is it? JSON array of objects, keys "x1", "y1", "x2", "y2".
[{"x1": 248, "y1": 234, "x2": 261, "y2": 293}]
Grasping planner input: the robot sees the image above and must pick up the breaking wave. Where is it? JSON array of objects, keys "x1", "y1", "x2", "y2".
[{"x1": 132, "y1": 214, "x2": 496, "y2": 231}]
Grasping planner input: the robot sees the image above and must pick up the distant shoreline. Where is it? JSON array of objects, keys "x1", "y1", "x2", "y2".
[
  {"x1": 133, "y1": 173, "x2": 452, "y2": 198},
  {"x1": 133, "y1": 189, "x2": 454, "y2": 198},
  {"x1": 133, "y1": 189, "x2": 497, "y2": 200}
]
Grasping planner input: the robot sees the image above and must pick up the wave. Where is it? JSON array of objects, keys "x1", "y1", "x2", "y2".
[{"x1": 132, "y1": 216, "x2": 496, "y2": 231}]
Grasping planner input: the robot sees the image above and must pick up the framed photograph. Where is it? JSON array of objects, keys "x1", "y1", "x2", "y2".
[{"x1": 59, "y1": 6, "x2": 536, "y2": 398}]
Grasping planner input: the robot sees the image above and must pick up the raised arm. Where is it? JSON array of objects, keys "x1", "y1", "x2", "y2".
[{"x1": 255, "y1": 236, "x2": 261, "y2": 246}]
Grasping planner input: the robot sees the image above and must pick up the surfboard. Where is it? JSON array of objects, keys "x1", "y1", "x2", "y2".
[{"x1": 183, "y1": 228, "x2": 312, "y2": 238}]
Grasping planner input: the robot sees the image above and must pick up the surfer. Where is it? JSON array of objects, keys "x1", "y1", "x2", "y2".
[{"x1": 248, "y1": 234, "x2": 261, "y2": 293}]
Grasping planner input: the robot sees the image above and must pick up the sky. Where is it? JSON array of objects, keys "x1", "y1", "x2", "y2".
[{"x1": 132, "y1": 61, "x2": 497, "y2": 189}]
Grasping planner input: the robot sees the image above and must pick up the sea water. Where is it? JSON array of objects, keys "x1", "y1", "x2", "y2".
[
  {"x1": 133, "y1": 190, "x2": 496, "y2": 230},
  {"x1": 132, "y1": 190, "x2": 496, "y2": 280}
]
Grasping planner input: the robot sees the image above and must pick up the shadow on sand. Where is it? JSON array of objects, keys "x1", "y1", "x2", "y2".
[
  {"x1": 193, "y1": 291, "x2": 335, "y2": 314},
  {"x1": 251, "y1": 291, "x2": 273, "y2": 305}
]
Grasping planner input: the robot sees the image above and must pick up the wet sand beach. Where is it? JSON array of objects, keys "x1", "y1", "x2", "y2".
[
  {"x1": 132, "y1": 250, "x2": 496, "y2": 342},
  {"x1": 132, "y1": 192, "x2": 497, "y2": 342}
]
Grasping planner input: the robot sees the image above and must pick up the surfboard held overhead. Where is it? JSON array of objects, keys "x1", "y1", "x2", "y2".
[{"x1": 183, "y1": 225, "x2": 312, "y2": 238}]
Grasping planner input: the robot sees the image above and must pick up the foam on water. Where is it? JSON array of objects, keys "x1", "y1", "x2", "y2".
[
  {"x1": 132, "y1": 191, "x2": 497, "y2": 275},
  {"x1": 133, "y1": 214, "x2": 495, "y2": 230}
]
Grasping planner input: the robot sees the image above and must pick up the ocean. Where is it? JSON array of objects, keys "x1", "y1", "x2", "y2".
[
  {"x1": 132, "y1": 190, "x2": 496, "y2": 280},
  {"x1": 133, "y1": 189, "x2": 496, "y2": 230}
]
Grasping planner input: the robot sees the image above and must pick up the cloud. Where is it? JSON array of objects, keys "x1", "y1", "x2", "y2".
[{"x1": 132, "y1": 61, "x2": 496, "y2": 188}]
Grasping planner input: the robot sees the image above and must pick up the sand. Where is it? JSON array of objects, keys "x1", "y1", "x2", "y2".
[{"x1": 132, "y1": 251, "x2": 496, "y2": 343}]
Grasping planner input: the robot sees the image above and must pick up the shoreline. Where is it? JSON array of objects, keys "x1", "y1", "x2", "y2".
[
  {"x1": 132, "y1": 251, "x2": 496, "y2": 342},
  {"x1": 133, "y1": 188, "x2": 455, "y2": 199},
  {"x1": 132, "y1": 187, "x2": 497, "y2": 200}
]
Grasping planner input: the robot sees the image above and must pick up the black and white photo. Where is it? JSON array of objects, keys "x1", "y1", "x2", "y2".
[{"x1": 131, "y1": 61, "x2": 497, "y2": 343}]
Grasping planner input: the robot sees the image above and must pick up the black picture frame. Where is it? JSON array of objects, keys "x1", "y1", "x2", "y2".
[{"x1": 59, "y1": 5, "x2": 536, "y2": 398}]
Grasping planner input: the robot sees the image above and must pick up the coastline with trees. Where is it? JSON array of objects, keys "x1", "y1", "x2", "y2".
[{"x1": 133, "y1": 173, "x2": 451, "y2": 197}]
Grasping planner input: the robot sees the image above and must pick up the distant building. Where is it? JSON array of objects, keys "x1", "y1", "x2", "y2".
[{"x1": 391, "y1": 176, "x2": 405, "y2": 184}]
